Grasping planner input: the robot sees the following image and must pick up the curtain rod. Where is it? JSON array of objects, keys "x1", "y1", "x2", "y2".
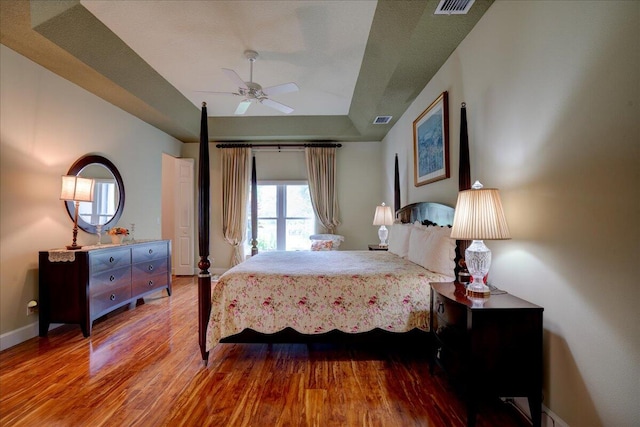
[{"x1": 215, "y1": 143, "x2": 342, "y2": 149}]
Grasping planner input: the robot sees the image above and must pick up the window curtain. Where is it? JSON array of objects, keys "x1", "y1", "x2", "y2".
[
  {"x1": 305, "y1": 147, "x2": 340, "y2": 234},
  {"x1": 221, "y1": 147, "x2": 251, "y2": 266}
]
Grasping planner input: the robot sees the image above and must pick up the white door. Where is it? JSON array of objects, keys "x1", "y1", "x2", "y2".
[{"x1": 174, "y1": 158, "x2": 195, "y2": 275}]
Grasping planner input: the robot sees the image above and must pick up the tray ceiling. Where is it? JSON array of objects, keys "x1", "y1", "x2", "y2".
[{"x1": 0, "y1": 0, "x2": 493, "y2": 142}]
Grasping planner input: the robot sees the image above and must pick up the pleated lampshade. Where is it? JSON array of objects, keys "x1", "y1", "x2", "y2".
[
  {"x1": 372, "y1": 203, "x2": 394, "y2": 226},
  {"x1": 451, "y1": 182, "x2": 511, "y2": 241}
]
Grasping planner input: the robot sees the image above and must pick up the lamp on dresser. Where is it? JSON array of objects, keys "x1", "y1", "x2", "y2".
[
  {"x1": 60, "y1": 175, "x2": 95, "y2": 250},
  {"x1": 450, "y1": 181, "x2": 511, "y2": 298},
  {"x1": 372, "y1": 202, "x2": 394, "y2": 247}
]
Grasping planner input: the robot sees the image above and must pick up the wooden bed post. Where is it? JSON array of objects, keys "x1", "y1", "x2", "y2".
[
  {"x1": 198, "y1": 102, "x2": 211, "y2": 366},
  {"x1": 250, "y1": 155, "x2": 258, "y2": 256},
  {"x1": 457, "y1": 102, "x2": 471, "y2": 271},
  {"x1": 394, "y1": 153, "x2": 401, "y2": 216}
]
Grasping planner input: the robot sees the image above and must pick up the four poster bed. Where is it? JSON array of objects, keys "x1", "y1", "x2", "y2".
[
  {"x1": 196, "y1": 101, "x2": 471, "y2": 364},
  {"x1": 206, "y1": 203, "x2": 458, "y2": 351}
]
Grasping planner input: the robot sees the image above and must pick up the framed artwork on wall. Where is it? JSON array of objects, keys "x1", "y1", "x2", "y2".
[{"x1": 413, "y1": 91, "x2": 449, "y2": 186}]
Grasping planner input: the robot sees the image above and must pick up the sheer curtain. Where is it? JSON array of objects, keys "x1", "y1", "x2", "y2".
[
  {"x1": 221, "y1": 147, "x2": 251, "y2": 266},
  {"x1": 305, "y1": 147, "x2": 340, "y2": 234}
]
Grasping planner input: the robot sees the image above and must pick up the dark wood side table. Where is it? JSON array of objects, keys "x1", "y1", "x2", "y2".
[
  {"x1": 368, "y1": 244, "x2": 388, "y2": 251},
  {"x1": 430, "y1": 282, "x2": 543, "y2": 427}
]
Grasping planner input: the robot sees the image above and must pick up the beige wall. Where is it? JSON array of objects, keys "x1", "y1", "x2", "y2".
[
  {"x1": 182, "y1": 140, "x2": 383, "y2": 270},
  {"x1": 0, "y1": 45, "x2": 182, "y2": 346},
  {"x1": 383, "y1": 1, "x2": 639, "y2": 426}
]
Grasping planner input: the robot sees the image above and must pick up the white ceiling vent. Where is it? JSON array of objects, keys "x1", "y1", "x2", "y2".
[
  {"x1": 373, "y1": 116, "x2": 392, "y2": 125},
  {"x1": 435, "y1": 0, "x2": 475, "y2": 15}
]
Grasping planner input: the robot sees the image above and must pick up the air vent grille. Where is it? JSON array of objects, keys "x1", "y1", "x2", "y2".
[
  {"x1": 435, "y1": 0, "x2": 475, "y2": 15},
  {"x1": 373, "y1": 116, "x2": 392, "y2": 125}
]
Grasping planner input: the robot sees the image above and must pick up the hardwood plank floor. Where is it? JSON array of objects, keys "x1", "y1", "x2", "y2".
[{"x1": 0, "y1": 276, "x2": 529, "y2": 426}]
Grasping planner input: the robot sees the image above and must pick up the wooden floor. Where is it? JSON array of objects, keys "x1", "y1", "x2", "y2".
[{"x1": 0, "y1": 276, "x2": 529, "y2": 427}]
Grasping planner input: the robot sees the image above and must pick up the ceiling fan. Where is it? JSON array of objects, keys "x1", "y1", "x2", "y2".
[{"x1": 204, "y1": 50, "x2": 299, "y2": 115}]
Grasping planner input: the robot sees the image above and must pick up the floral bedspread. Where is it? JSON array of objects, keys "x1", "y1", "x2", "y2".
[{"x1": 206, "y1": 250, "x2": 454, "y2": 350}]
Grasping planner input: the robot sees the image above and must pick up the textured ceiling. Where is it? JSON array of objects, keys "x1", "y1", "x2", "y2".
[{"x1": 0, "y1": 0, "x2": 493, "y2": 143}]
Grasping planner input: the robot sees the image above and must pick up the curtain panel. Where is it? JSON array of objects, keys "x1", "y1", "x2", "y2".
[
  {"x1": 221, "y1": 147, "x2": 251, "y2": 266},
  {"x1": 305, "y1": 147, "x2": 340, "y2": 234}
]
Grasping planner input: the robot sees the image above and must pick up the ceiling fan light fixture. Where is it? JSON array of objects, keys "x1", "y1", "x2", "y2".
[{"x1": 205, "y1": 50, "x2": 299, "y2": 115}]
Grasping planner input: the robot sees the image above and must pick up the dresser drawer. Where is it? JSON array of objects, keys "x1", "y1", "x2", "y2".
[
  {"x1": 90, "y1": 265, "x2": 131, "y2": 295},
  {"x1": 434, "y1": 339, "x2": 465, "y2": 379},
  {"x1": 132, "y1": 242, "x2": 168, "y2": 263},
  {"x1": 432, "y1": 312, "x2": 467, "y2": 351},
  {"x1": 91, "y1": 284, "x2": 132, "y2": 317},
  {"x1": 132, "y1": 257, "x2": 168, "y2": 278},
  {"x1": 433, "y1": 291, "x2": 466, "y2": 328},
  {"x1": 132, "y1": 271, "x2": 169, "y2": 296},
  {"x1": 90, "y1": 247, "x2": 131, "y2": 273}
]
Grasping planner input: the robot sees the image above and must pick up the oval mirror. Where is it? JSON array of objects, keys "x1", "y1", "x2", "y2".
[{"x1": 65, "y1": 155, "x2": 125, "y2": 234}]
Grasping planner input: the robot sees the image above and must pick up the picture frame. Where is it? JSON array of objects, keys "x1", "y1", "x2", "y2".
[{"x1": 413, "y1": 91, "x2": 449, "y2": 187}]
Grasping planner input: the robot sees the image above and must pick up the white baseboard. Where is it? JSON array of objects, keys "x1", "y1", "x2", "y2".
[
  {"x1": 0, "y1": 322, "x2": 39, "y2": 352},
  {"x1": 508, "y1": 397, "x2": 570, "y2": 427},
  {"x1": 0, "y1": 322, "x2": 63, "y2": 352}
]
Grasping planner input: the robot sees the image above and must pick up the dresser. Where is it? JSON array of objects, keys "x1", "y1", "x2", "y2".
[
  {"x1": 39, "y1": 240, "x2": 171, "y2": 337},
  {"x1": 430, "y1": 282, "x2": 543, "y2": 427}
]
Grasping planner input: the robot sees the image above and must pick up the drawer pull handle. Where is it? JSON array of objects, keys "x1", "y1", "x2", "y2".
[
  {"x1": 110, "y1": 294, "x2": 116, "y2": 301},
  {"x1": 148, "y1": 265, "x2": 153, "y2": 271},
  {"x1": 109, "y1": 275, "x2": 115, "y2": 282},
  {"x1": 148, "y1": 249, "x2": 153, "y2": 254},
  {"x1": 109, "y1": 256, "x2": 115, "y2": 263},
  {"x1": 437, "y1": 302, "x2": 445, "y2": 314},
  {"x1": 148, "y1": 280, "x2": 154, "y2": 287}
]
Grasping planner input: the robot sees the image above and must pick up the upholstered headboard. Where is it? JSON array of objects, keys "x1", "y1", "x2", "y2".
[{"x1": 396, "y1": 202, "x2": 454, "y2": 227}]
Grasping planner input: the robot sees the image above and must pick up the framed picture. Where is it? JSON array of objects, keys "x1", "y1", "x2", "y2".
[{"x1": 413, "y1": 91, "x2": 449, "y2": 187}]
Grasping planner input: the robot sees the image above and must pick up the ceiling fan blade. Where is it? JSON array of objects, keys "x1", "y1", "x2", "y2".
[
  {"x1": 262, "y1": 82, "x2": 299, "y2": 96},
  {"x1": 261, "y1": 98, "x2": 294, "y2": 114},
  {"x1": 194, "y1": 90, "x2": 241, "y2": 96},
  {"x1": 235, "y1": 100, "x2": 251, "y2": 115},
  {"x1": 222, "y1": 68, "x2": 249, "y2": 90}
]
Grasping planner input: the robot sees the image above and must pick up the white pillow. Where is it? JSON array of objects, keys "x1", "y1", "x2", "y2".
[
  {"x1": 408, "y1": 225, "x2": 456, "y2": 277},
  {"x1": 407, "y1": 226, "x2": 432, "y2": 266},
  {"x1": 422, "y1": 226, "x2": 456, "y2": 276},
  {"x1": 387, "y1": 223, "x2": 413, "y2": 258}
]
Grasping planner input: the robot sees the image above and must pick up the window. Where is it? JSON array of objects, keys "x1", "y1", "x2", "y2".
[{"x1": 246, "y1": 181, "x2": 315, "y2": 252}]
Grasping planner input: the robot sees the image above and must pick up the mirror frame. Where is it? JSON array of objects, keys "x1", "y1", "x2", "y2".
[{"x1": 65, "y1": 154, "x2": 125, "y2": 234}]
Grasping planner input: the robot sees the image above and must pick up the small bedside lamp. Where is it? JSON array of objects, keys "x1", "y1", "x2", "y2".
[
  {"x1": 450, "y1": 181, "x2": 511, "y2": 298},
  {"x1": 61, "y1": 175, "x2": 95, "y2": 250},
  {"x1": 373, "y1": 202, "x2": 394, "y2": 247}
]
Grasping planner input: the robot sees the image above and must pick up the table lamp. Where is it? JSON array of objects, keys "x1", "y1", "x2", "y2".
[
  {"x1": 373, "y1": 202, "x2": 394, "y2": 247},
  {"x1": 450, "y1": 181, "x2": 511, "y2": 298},
  {"x1": 60, "y1": 175, "x2": 95, "y2": 250}
]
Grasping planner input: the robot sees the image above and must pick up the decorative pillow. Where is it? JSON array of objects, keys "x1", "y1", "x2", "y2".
[
  {"x1": 309, "y1": 234, "x2": 344, "y2": 249},
  {"x1": 387, "y1": 223, "x2": 413, "y2": 258},
  {"x1": 407, "y1": 225, "x2": 455, "y2": 277},
  {"x1": 311, "y1": 240, "x2": 333, "y2": 251}
]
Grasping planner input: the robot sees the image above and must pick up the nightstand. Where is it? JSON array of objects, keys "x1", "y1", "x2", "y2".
[
  {"x1": 430, "y1": 282, "x2": 543, "y2": 427},
  {"x1": 368, "y1": 244, "x2": 388, "y2": 251}
]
